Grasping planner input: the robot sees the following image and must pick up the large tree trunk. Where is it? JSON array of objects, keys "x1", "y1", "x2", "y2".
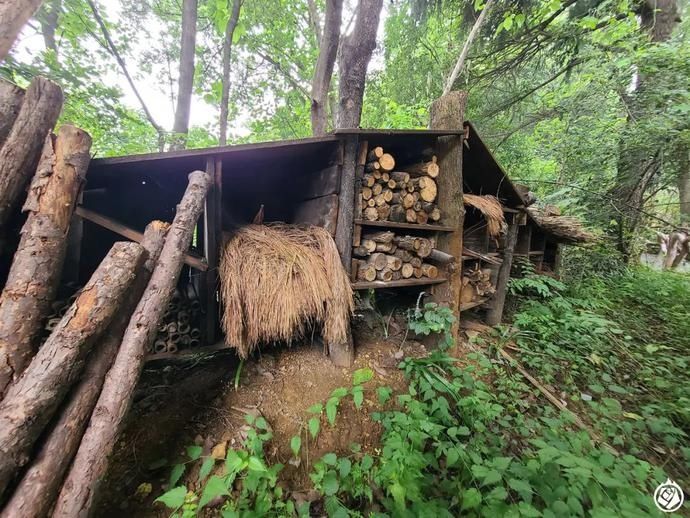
[
  {"x1": 170, "y1": 0, "x2": 198, "y2": 150},
  {"x1": 1, "y1": 222, "x2": 168, "y2": 518},
  {"x1": 310, "y1": 0, "x2": 343, "y2": 135},
  {"x1": 0, "y1": 242, "x2": 145, "y2": 498},
  {"x1": 0, "y1": 125, "x2": 92, "y2": 399},
  {"x1": 219, "y1": 0, "x2": 242, "y2": 146},
  {"x1": 0, "y1": 77, "x2": 63, "y2": 230},
  {"x1": 0, "y1": 79, "x2": 25, "y2": 147},
  {"x1": 335, "y1": 0, "x2": 383, "y2": 129},
  {"x1": 0, "y1": 0, "x2": 45, "y2": 61},
  {"x1": 53, "y1": 171, "x2": 212, "y2": 518}
]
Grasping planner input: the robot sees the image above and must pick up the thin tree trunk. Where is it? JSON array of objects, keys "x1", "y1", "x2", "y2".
[
  {"x1": 486, "y1": 221, "x2": 518, "y2": 325},
  {"x1": 1, "y1": 222, "x2": 168, "y2": 518},
  {"x1": 310, "y1": 0, "x2": 343, "y2": 135},
  {"x1": 219, "y1": 0, "x2": 242, "y2": 146},
  {"x1": 0, "y1": 76, "x2": 63, "y2": 230},
  {"x1": 0, "y1": 125, "x2": 92, "y2": 399},
  {"x1": 53, "y1": 172, "x2": 212, "y2": 518},
  {"x1": 38, "y1": 0, "x2": 61, "y2": 56},
  {"x1": 170, "y1": 0, "x2": 198, "y2": 150},
  {"x1": 0, "y1": 0, "x2": 45, "y2": 61},
  {"x1": 0, "y1": 242, "x2": 145, "y2": 498},
  {"x1": 443, "y1": 0, "x2": 495, "y2": 96},
  {"x1": 679, "y1": 146, "x2": 690, "y2": 225},
  {"x1": 335, "y1": 0, "x2": 383, "y2": 129},
  {"x1": 0, "y1": 79, "x2": 25, "y2": 147}
]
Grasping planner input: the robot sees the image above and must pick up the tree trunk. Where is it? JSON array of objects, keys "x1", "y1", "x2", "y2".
[
  {"x1": 0, "y1": 0, "x2": 45, "y2": 61},
  {"x1": 0, "y1": 242, "x2": 145, "y2": 498},
  {"x1": 0, "y1": 125, "x2": 92, "y2": 399},
  {"x1": 0, "y1": 77, "x2": 63, "y2": 229},
  {"x1": 170, "y1": 0, "x2": 198, "y2": 150},
  {"x1": 38, "y1": 0, "x2": 61, "y2": 56},
  {"x1": 335, "y1": 0, "x2": 383, "y2": 129},
  {"x1": 219, "y1": 0, "x2": 242, "y2": 146},
  {"x1": 678, "y1": 146, "x2": 690, "y2": 225},
  {"x1": 485, "y1": 221, "x2": 518, "y2": 325},
  {"x1": 53, "y1": 172, "x2": 212, "y2": 518},
  {"x1": 0, "y1": 79, "x2": 25, "y2": 147},
  {"x1": 310, "y1": 0, "x2": 343, "y2": 135},
  {"x1": 1, "y1": 222, "x2": 168, "y2": 518}
]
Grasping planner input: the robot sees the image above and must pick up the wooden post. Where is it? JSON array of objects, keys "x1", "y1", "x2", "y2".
[
  {"x1": 2, "y1": 222, "x2": 168, "y2": 518},
  {"x1": 429, "y1": 91, "x2": 467, "y2": 343},
  {"x1": 0, "y1": 242, "x2": 145, "y2": 498},
  {"x1": 203, "y1": 157, "x2": 222, "y2": 344},
  {"x1": 0, "y1": 126, "x2": 92, "y2": 398},
  {"x1": 485, "y1": 219, "x2": 518, "y2": 326},
  {"x1": 0, "y1": 77, "x2": 63, "y2": 229},
  {"x1": 52, "y1": 171, "x2": 212, "y2": 518}
]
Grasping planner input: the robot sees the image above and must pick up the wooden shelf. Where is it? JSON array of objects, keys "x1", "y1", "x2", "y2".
[
  {"x1": 528, "y1": 251, "x2": 544, "y2": 256},
  {"x1": 460, "y1": 297, "x2": 489, "y2": 311},
  {"x1": 352, "y1": 277, "x2": 447, "y2": 290},
  {"x1": 354, "y1": 220, "x2": 456, "y2": 232}
]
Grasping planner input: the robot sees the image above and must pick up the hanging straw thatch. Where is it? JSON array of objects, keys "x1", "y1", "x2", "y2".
[
  {"x1": 527, "y1": 207, "x2": 597, "y2": 244},
  {"x1": 219, "y1": 223, "x2": 353, "y2": 358},
  {"x1": 463, "y1": 194, "x2": 506, "y2": 238}
]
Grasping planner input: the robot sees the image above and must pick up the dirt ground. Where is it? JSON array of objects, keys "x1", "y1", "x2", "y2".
[{"x1": 96, "y1": 311, "x2": 434, "y2": 516}]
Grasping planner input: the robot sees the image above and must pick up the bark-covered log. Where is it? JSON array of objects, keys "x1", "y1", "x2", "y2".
[
  {"x1": 401, "y1": 263, "x2": 414, "y2": 278},
  {"x1": 0, "y1": 242, "x2": 145, "y2": 498},
  {"x1": 0, "y1": 79, "x2": 25, "y2": 147},
  {"x1": 0, "y1": 126, "x2": 92, "y2": 398},
  {"x1": 2, "y1": 222, "x2": 168, "y2": 518},
  {"x1": 363, "y1": 230, "x2": 394, "y2": 243},
  {"x1": 403, "y1": 157, "x2": 439, "y2": 178},
  {"x1": 52, "y1": 171, "x2": 212, "y2": 518},
  {"x1": 376, "y1": 268, "x2": 393, "y2": 281},
  {"x1": 428, "y1": 248, "x2": 455, "y2": 264},
  {"x1": 0, "y1": 77, "x2": 63, "y2": 229},
  {"x1": 0, "y1": 0, "x2": 44, "y2": 61},
  {"x1": 356, "y1": 261, "x2": 376, "y2": 282},
  {"x1": 368, "y1": 252, "x2": 387, "y2": 271}
]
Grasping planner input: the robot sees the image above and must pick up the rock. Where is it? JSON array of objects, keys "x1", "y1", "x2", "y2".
[{"x1": 211, "y1": 441, "x2": 228, "y2": 460}]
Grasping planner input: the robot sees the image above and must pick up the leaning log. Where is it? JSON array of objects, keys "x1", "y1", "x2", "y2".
[
  {"x1": 1, "y1": 222, "x2": 168, "y2": 518},
  {"x1": 0, "y1": 77, "x2": 63, "y2": 229},
  {"x1": 0, "y1": 79, "x2": 25, "y2": 147},
  {"x1": 0, "y1": 242, "x2": 145, "y2": 498},
  {"x1": 52, "y1": 171, "x2": 212, "y2": 518},
  {"x1": 0, "y1": 126, "x2": 92, "y2": 398}
]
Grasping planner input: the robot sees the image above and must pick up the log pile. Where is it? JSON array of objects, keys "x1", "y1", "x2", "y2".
[
  {"x1": 353, "y1": 230, "x2": 448, "y2": 282},
  {"x1": 359, "y1": 146, "x2": 442, "y2": 224},
  {"x1": 0, "y1": 81, "x2": 214, "y2": 515},
  {"x1": 461, "y1": 263, "x2": 496, "y2": 305},
  {"x1": 150, "y1": 290, "x2": 203, "y2": 355}
]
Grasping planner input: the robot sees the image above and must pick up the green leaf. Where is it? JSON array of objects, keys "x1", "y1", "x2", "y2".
[
  {"x1": 308, "y1": 417, "x2": 320, "y2": 439},
  {"x1": 446, "y1": 447, "x2": 460, "y2": 467},
  {"x1": 199, "y1": 457, "x2": 215, "y2": 482},
  {"x1": 322, "y1": 470, "x2": 339, "y2": 496},
  {"x1": 389, "y1": 482, "x2": 406, "y2": 510},
  {"x1": 254, "y1": 416, "x2": 269, "y2": 429},
  {"x1": 247, "y1": 456, "x2": 267, "y2": 472},
  {"x1": 461, "y1": 488, "x2": 481, "y2": 510},
  {"x1": 352, "y1": 367, "x2": 374, "y2": 385},
  {"x1": 361, "y1": 454, "x2": 374, "y2": 470},
  {"x1": 199, "y1": 475, "x2": 229, "y2": 508},
  {"x1": 377, "y1": 386, "x2": 392, "y2": 405},
  {"x1": 169, "y1": 463, "x2": 185, "y2": 487},
  {"x1": 291, "y1": 435, "x2": 301, "y2": 457},
  {"x1": 186, "y1": 445, "x2": 203, "y2": 460},
  {"x1": 225, "y1": 450, "x2": 244, "y2": 474},
  {"x1": 508, "y1": 478, "x2": 532, "y2": 498},
  {"x1": 482, "y1": 469, "x2": 502, "y2": 485},
  {"x1": 338, "y1": 458, "x2": 352, "y2": 478},
  {"x1": 322, "y1": 453, "x2": 338, "y2": 465},
  {"x1": 154, "y1": 486, "x2": 187, "y2": 509},
  {"x1": 326, "y1": 398, "x2": 339, "y2": 426},
  {"x1": 352, "y1": 386, "x2": 364, "y2": 409},
  {"x1": 307, "y1": 403, "x2": 323, "y2": 414},
  {"x1": 331, "y1": 387, "x2": 348, "y2": 398}
]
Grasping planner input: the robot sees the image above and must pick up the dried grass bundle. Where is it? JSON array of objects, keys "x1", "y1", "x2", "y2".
[
  {"x1": 219, "y1": 224, "x2": 353, "y2": 358},
  {"x1": 527, "y1": 207, "x2": 596, "y2": 244},
  {"x1": 463, "y1": 194, "x2": 506, "y2": 238}
]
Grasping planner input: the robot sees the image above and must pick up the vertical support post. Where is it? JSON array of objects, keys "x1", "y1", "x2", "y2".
[
  {"x1": 486, "y1": 217, "x2": 518, "y2": 326},
  {"x1": 429, "y1": 91, "x2": 467, "y2": 342},
  {"x1": 334, "y1": 136, "x2": 360, "y2": 271},
  {"x1": 64, "y1": 191, "x2": 84, "y2": 284},
  {"x1": 203, "y1": 156, "x2": 222, "y2": 344}
]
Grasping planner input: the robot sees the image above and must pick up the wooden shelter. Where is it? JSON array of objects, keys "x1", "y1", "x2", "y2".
[{"x1": 68, "y1": 120, "x2": 585, "y2": 362}]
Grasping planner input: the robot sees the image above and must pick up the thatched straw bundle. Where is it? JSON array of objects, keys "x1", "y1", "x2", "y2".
[
  {"x1": 219, "y1": 224, "x2": 353, "y2": 358},
  {"x1": 463, "y1": 194, "x2": 506, "y2": 238},
  {"x1": 527, "y1": 207, "x2": 597, "y2": 244}
]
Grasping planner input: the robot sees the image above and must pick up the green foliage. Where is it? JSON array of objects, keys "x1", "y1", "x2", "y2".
[
  {"x1": 407, "y1": 302, "x2": 456, "y2": 349},
  {"x1": 509, "y1": 259, "x2": 566, "y2": 298}
]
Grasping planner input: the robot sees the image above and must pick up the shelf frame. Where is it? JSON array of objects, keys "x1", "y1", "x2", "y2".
[
  {"x1": 352, "y1": 277, "x2": 447, "y2": 290},
  {"x1": 354, "y1": 219, "x2": 456, "y2": 232}
]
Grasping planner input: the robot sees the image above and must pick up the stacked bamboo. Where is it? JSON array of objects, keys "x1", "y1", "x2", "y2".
[
  {"x1": 0, "y1": 79, "x2": 215, "y2": 517},
  {"x1": 359, "y1": 146, "x2": 441, "y2": 224},
  {"x1": 150, "y1": 291, "x2": 202, "y2": 354},
  {"x1": 353, "y1": 230, "x2": 446, "y2": 282},
  {"x1": 461, "y1": 263, "x2": 496, "y2": 304}
]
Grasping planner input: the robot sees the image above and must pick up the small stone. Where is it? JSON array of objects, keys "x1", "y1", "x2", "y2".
[{"x1": 211, "y1": 441, "x2": 228, "y2": 460}]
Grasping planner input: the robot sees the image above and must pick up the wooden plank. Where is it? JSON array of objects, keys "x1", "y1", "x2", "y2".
[
  {"x1": 295, "y1": 164, "x2": 341, "y2": 200},
  {"x1": 203, "y1": 157, "x2": 222, "y2": 344},
  {"x1": 353, "y1": 224, "x2": 362, "y2": 247},
  {"x1": 75, "y1": 206, "x2": 207, "y2": 271},
  {"x1": 460, "y1": 297, "x2": 488, "y2": 311},
  {"x1": 486, "y1": 221, "x2": 518, "y2": 325},
  {"x1": 293, "y1": 194, "x2": 339, "y2": 234},
  {"x1": 354, "y1": 219, "x2": 455, "y2": 232},
  {"x1": 334, "y1": 136, "x2": 360, "y2": 269},
  {"x1": 429, "y1": 91, "x2": 467, "y2": 343},
  {"x1": 353, "y1": 277, "x2": 447, "y2": 290}
]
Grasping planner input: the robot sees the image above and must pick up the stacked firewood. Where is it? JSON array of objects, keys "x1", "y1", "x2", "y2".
[
  {"x1": 360, "y1": 146, "x2": 441, "y2": 224},
  {"x1": 150, "y1": 291, "x2": 203, "y2": 354},
  {"x1": 461, "y1": 263, "x2": 496, "y2": 304},
  {"x1": 353, "y1": 230, "x2": 454, "y2": 282},
  {"x1": 0, "y1": 77, "x2": 214, "y2": 518}
]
